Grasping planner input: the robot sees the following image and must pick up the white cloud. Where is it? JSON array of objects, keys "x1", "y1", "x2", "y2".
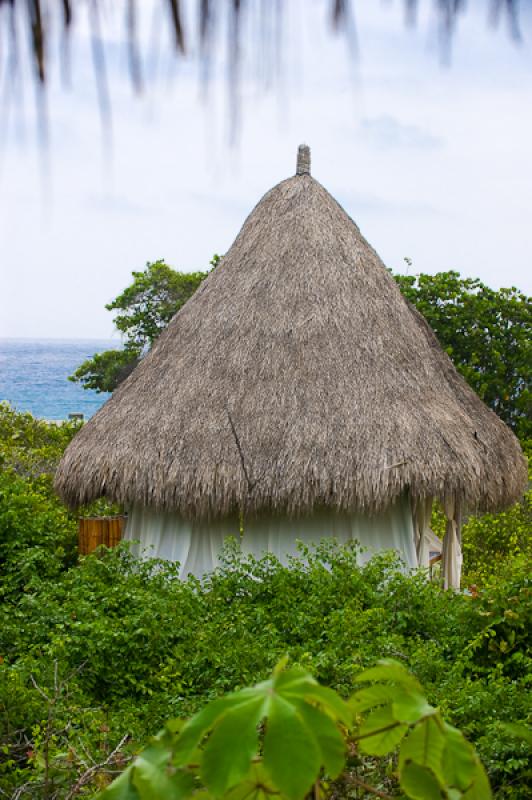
[{"x1": 358, "y1": 115, "x2": 443, "y2": 150}]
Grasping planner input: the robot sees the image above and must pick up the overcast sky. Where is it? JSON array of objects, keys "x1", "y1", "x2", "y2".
[{"x1": 1, "y1": 0, "x2": 531, "y2": 341}]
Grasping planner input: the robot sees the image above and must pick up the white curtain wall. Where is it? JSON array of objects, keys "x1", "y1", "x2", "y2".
[{"x1": 123, "y1": 494, "x2": 463, "y2": 586}]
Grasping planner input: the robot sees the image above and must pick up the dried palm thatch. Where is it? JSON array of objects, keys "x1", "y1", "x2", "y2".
[{"x1": 55, "y1": 145, "x2": 527, "y2": 519}]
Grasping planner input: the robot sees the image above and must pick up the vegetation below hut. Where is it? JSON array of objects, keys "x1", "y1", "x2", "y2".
[{"x1": 0, "y1": 402, "x2": 530, "y2": 798}]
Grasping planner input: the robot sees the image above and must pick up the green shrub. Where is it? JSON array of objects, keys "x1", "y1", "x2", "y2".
[
  {"x1": 0, "y1": 469, "x2": 77, "y2": 599},
  {"x1": 1, "y1": 544, "x2": 530, "y2": 798},
  {"x1": 0, "y1": 407, "x2": 529, "y2": 798},
  {"x1": 0, "y1": 401, "x2": 80, "y2": 483},
  {"x1": 100, "y1": 659, "x2": 493, "y2": 800},
  {"x1": 461, "y1": 496, "x2": 531, "y2": 589},
  {"x1": 429, "y1": 472, "x2": 531, "y2": 591}
]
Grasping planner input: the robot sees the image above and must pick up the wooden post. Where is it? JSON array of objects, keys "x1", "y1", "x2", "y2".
[
  {"x1": 78, "y1": 518, "x2": 87, "y2": 555},
  {"x1": 108, "y1": 517, "x2": 123, "y2": 548},
  {"x1": 78, "y1": 516, "x2": 126, "y2": 555}
]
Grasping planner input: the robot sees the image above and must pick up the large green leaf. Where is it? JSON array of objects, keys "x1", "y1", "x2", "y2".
[
  {"x1": 273, "y1": 666, "x2": 314, "y2": 691},
  {"x1": 200, "y1": 695, "x2": 266, "y2": 796},
  {"x1": 355, "y1": 659, "x2": 423, "y2": 693},
  {"x1": 173, "y1": 689, "x2": 265, "y2": 766},
  {"x1": 165, "y1": 719, "x2": 186, "y2": 735},
  {"x1": 173, "y1": 696, "x2": 235, "y2": 766},
  {"x1": 350, "y1": 684, "x2": 398, "y2": 714},
  {"x1": 358, "y1": 705, "x2": 408, "y2": 756},
  {"x1": 134, "y1": 738, "x2": 192, "y2": 799},
  {"x1": 132, "y1": 757, "x2": 194, "y2": 800},
  {"x1": 399, "y1": 718, "x2": 446, "y2": 784},
  {"x1": 392, "y1": 692, "x2": 436, "y2": 724},
  {"x1": 441, "y1": 723, "x2": 476, "y2": 792},
  {"x1": 275, "y1": 668, "x2": 350, "y2": 724},
  {"x1": 502, "y1": 723, "x2": 532, "y2": 747},
  {"x1": 223, "y1": 764, "x2": 277, "y2": 800},
  {"x1": 171, "y1": 663, "x2": 351, "y2": 799},
  {"x1": 462, "y1": 758, "x2": 493, "y2": 800},
  {"x1": 295, "y1": 683, "x2": 352, "y2": 725},
  {"x1": 100, "y1": 767, "x2": 139, "y2": 800},
  {"x1": 296, "y1": 701, "x2": 346, "y2": 778},
  {"x1": 263, "y1": 694, "x2": 321, "y2": 800},
  {"x1": 399, "y1": 762, "x2": 445, "y2": 800}
]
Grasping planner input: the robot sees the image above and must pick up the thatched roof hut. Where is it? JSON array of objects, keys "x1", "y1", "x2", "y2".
[{"x1": 55, "y1": 145, "x2": 527, "y2": 585}]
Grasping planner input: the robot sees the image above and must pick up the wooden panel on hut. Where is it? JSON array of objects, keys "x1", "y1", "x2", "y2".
[{"x1": 78, "y1": 516, "x2": 126, "y2": 555}]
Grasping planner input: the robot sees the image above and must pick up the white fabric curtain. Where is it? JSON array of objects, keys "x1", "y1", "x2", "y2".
[
  {"x1": 124, "y1": 495, "x2": 417, "y2": 579},
  {"x1": 442, "y1": 497, "x2": 463, "y2": 590},
  {"x1": 123, "y1": 506, "x2": 239, "y2": 579},
  {"x1": 240, "y1": 497, "x2": 417, "y2": 568},
  {"x1": 412, "y1": 498, "x2": 442, "y2": 568}
]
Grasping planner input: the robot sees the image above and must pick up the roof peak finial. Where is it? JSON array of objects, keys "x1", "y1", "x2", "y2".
[{"x1": 296, "y1": 144, "x2": 311, "y2": 176}]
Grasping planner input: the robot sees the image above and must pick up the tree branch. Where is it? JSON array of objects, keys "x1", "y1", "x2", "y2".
[
  {"x1": 344, "y1": 773, "x2": 394, "y2": 798},
  {"x1": 64, "y1": 734, "x2": 130, "y2": 800}
]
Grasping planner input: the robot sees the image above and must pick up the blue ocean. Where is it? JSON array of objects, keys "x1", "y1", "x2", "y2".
[{"x1": 0, "y1": 339, "x2": 115, "y2": 420}]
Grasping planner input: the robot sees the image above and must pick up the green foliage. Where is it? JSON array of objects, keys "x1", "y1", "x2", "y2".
[
  {"x1": 69, "y1": 259, "x2": 213, "y2": 393},
  {"x1": 463, "y1": 554, "x2": 531, "y2": 679},
  {"x1": 394, "y1": 271, "x2": 531, "y2": 438},
  {"x1": 174, "y1": 661, "x2": 349, "y2": 799},
  {"x1": 69, "y1": 347, "x2": 141, "y2": 394},
  {"x1": 0, "y1": 468, "x2": 77, "y2": 600},
  {"x1": 353, "y1": 660, "x2": 491, "y2": 799},
  {"x1": 0, "y1": 401, "x2": 81, "y2": 480},
  {"x1": 1, "y1": 542, "x2": 530, "y2": 798},
  {"x1": 461, "y1": 493, "x2": 532, "y2": 589},
  {"x1": 106, "y1": 260, "x2": 209, "y2": 349},
  {"x1": 99, "y1": 659, "x2": 492, "y2": 800},
  {"x1": 428, "y1": 459, "x2": 531, "y2": 590},
  {"x1": 0, "y1": 404, "x2": 117, "y2": 602},
  {"x1": 0, "y1": 407, "x2": 529, "y2": 798},
  {"x1": 0, "y1": 404, "x2": 80, "y2": 600}
]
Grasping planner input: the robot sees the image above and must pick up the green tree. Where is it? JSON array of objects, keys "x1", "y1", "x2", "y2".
[
  {"x1": 70, "y1": 258, "x2": 217, "y2": 393},
  {"x1": 69, "y1": 347, "x2": 141, "y2": 394},
  {"x1": 107, "y1": 259, "x2": 212, "y2": 349},
  {"x1": 394, "y1": 270, "x2": 531, "y2": 439}
]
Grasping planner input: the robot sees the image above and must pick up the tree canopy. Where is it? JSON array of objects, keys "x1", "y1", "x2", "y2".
[
  {"x1": 107, "y1": 259, "x2": 212, "y2": 350},
  {"x1": 394, "y1": 271, "x2": 531, "y2": 440},
  {"x1": 69, "y1": 258, "x2": 215, "y2": 394},
  {"x1": 71, "y1": 259, "x2": 530, "y2": 441}
]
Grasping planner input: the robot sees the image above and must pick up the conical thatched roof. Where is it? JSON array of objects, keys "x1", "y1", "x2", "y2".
[{"x1": 55, "y1": 146, "x2": 527, "y2": 519}]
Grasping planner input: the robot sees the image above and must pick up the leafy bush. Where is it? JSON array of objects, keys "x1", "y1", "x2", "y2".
[
  {"x1": 461, "y1": 495, "x2": 532, "y2": 589},
  {"x1": 101, "y1": 659, "x2": 493, "y2": 800},
  {"x1": 0, "y1": 469, "x2": 77, "y2": 600},
  {"x1": 1, "y1": 544, "x2": 530, "y2": 798},
  {"x1": 0, "y1": 401, "x2": 80, "y2": 482},
  {"x1": 0, "y1": 405, "x2": 117, "y2": 601},
  {"x1": 0, "y1": 407, "x2": 529, "y2": 798}
]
